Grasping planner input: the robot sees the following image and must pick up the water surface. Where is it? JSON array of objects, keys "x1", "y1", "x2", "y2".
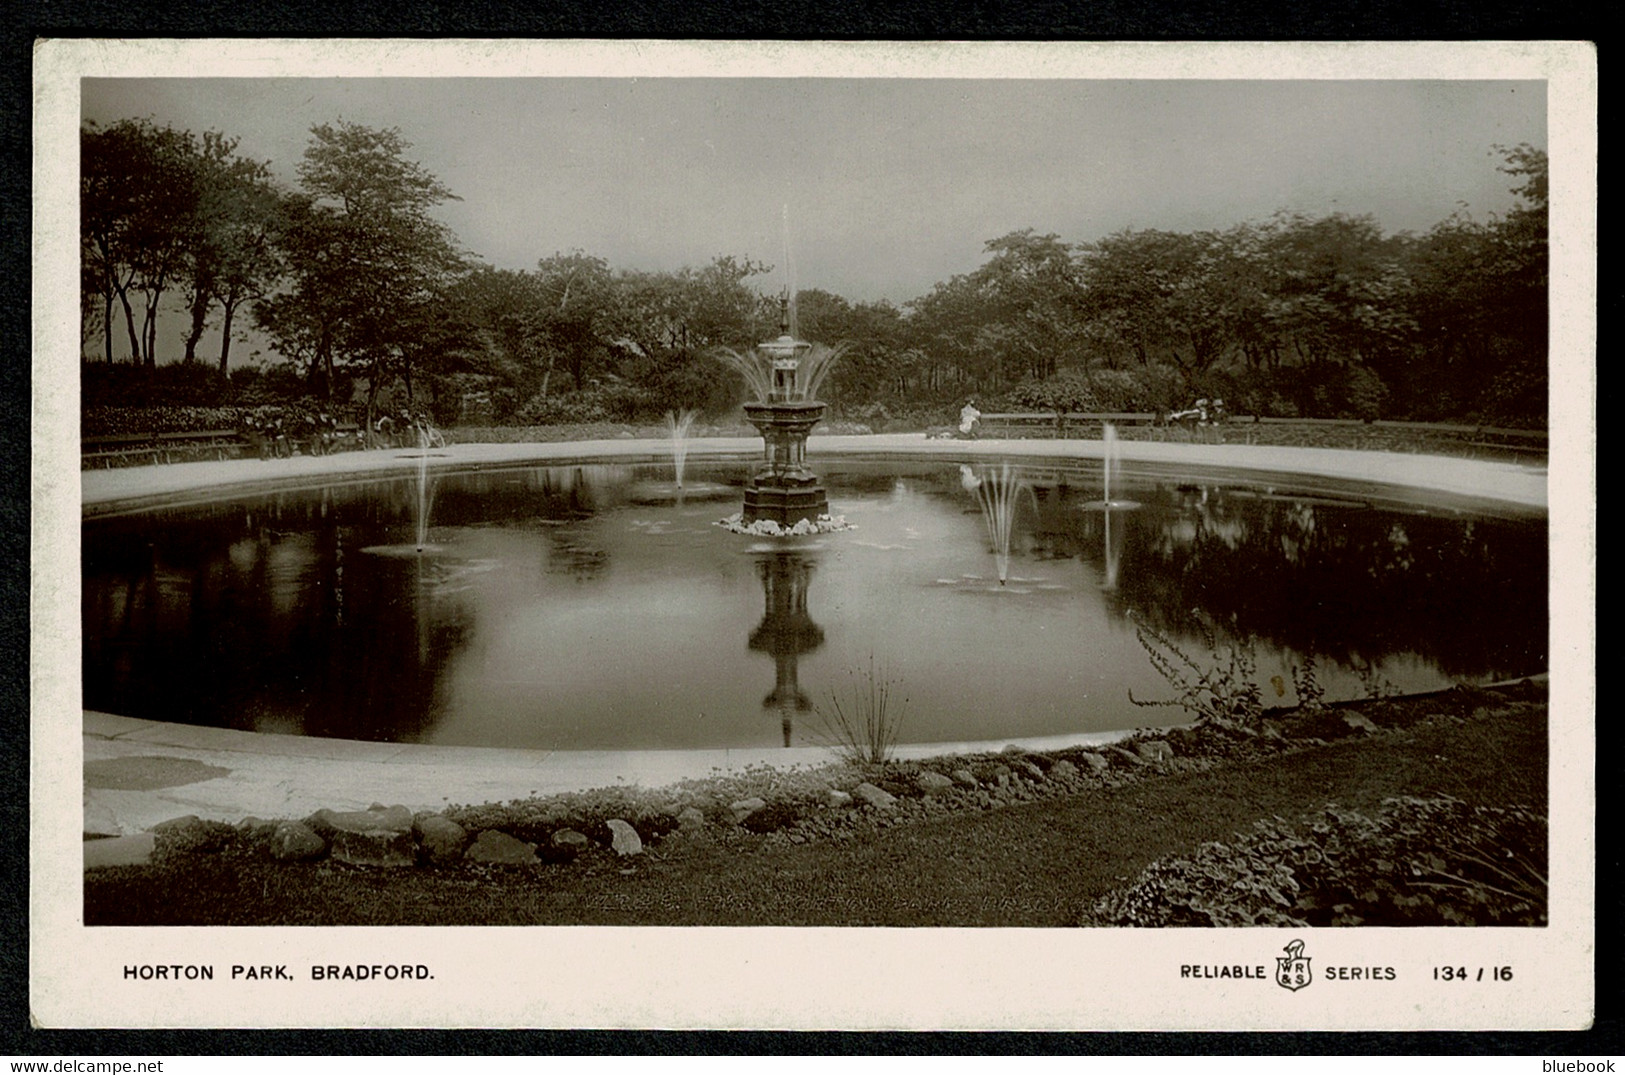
[{"x1": 82, "y1": 460, "x2": 1546, "y2": 751}]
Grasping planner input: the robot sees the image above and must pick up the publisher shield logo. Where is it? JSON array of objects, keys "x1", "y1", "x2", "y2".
[{"x1": 1275, "y1": 940, "x2": 1312, "y2": 992}]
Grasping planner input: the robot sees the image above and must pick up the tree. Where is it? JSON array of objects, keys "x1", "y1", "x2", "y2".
[
  {"x1": 609, "y1": 255, "x2": 773, "y2": 413},
  {"x1": 532, "y1": 251, "x2": 617, "y2": 395},
  {"x1": 256, "y1": 122, "x2": 467, "y2": 420},
  {"x1": 1400, "y1": 145, "x2": 1547, "y2": 423},
  {"x1": 969, "y1": 230, "x2": 1086, "y2": 382},
  {"x1": 173, "y1": 132, "x2": 283, "y2": 373},
  {"x1": 81, "y1": 119, "x2": 198, "y2": 366}
]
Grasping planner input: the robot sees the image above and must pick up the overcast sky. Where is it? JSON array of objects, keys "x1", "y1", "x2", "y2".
[{"x1": 81, "y1": 77, "x2": 1545, "y2": 306}]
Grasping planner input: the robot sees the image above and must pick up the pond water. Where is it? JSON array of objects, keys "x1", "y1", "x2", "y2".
[{"x1": 82, "y1": 458, "x2": 1546, "y2": 752}]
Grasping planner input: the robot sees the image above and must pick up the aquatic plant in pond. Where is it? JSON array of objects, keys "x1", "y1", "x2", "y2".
[
  {"x1": 664, "y1": 409, "x2": 697, "y2": 489},
  {"x1": 814, "y1": 654, "x2": 908, "y2": 767},
  {"x1": 1128, "y1": 613, "x2": 1264, "y2": 730}
]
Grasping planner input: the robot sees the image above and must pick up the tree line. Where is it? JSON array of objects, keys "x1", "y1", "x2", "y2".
[{"x1": 82, "y1": 117, "x2": 1547, "y2": 428}]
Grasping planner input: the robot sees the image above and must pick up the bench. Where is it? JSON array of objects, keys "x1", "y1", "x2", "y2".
[
  {"x1": 978, "y1": 412, "x2": 1159, "y2": 437},
  {"x1": 82, "y1": 422, "x2": 365, "y2": 468},
  {"x1": 82, "y1": 429, "x2": 249, "y2": 468}
]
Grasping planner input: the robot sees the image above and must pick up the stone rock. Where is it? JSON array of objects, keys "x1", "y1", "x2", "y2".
[
  {"x1": 1167, "y1": 725, "x2": 1202, "y2": 752},
  {"x1": 826, "y1": 789, "x2": 853, "y2": 808},
  {"x1": 414, "y1": 814, "x2": 468, "y2": 865},
  {"x1": 153, "y1": 817, "x2": 237, "y2": 853},
  {"x1": 677, "y1": 807, "x2": 707, "y2": 832},
  {"x1": 951, "y1": 769, "x2": 979, "y2": 788},
  {"x1": 310, "y1": 804, "x2": 414, "y2": 836},
  {"x1": 915, "y1": 771, "x2": 956, "y2": 795},
  {"x1": 551, "y1": 828, "x2": 591, "y2": 850},
  {"x1": 312, "y1": 804, "x2": 417, "y2": 867},
  {"x1": 730, "y1": 797, "x2": 768, "y2": 823},
  {"x1": 851, "y1": 782, "x2": 898, "y2": 810},
  {"x1": 1342, "y1": 711, "x2": 1381, "y2": 735},
  {"x1": 607, "y1": 819, "x2": 643, "y2": 856},
  {"x1": 237, "y1": 816, "x2": 273, "y2": 835},
  {"x1": 84, "y1": 832, "x2": 156, "y2": 870},
  {"x1": 1015, "y1": 760, "x2": 1045, "y2": 781},
  {"x1": 1110, "y1": 746, "x2": 1147, "y2": 766},
  {"x1": 466, "y1": 829, "x2": 539, "y2": 866},
  {"x1": 1079, "y1": 752, "x2": 1109, "y2": 773},
  {"x1": 988, "y1": 764, "x2": 1013, "y2": 784},
  {"x1": 1002, "y1": 744, "x2": 1026, "y2": 755},
  {"x1": 269, "y1": 821, "x2": 327, "y2": 862},
  {"x1": 1049, "y1": 760, "x2": 1078, "y2": 781},
  {"x1": 1135, "y1": 740, "x2": 1175, "y2": 763}
]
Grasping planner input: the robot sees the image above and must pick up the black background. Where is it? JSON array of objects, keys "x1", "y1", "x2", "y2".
[{"x1": 2, "y1": 2, "x2": 1608, "y2": 1059}]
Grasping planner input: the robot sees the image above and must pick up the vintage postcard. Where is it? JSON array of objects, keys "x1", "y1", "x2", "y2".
[{"x1": 31, "y1": 39, "x2": 1595, "y2": 1030}]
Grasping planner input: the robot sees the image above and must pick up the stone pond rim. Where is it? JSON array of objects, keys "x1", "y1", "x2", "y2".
[{"x1": 70, "y1": 439, "x2": 1549, "y2": 834}]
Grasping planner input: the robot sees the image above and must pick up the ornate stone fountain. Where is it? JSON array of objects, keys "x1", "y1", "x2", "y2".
[{"x1": 740, "y1": 296, "x2": 830, "y2": 528}]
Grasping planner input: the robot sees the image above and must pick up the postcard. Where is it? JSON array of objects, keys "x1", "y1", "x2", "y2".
[{"x1": 31, "y1": 39, "x2": 1596, "y2": 1030}]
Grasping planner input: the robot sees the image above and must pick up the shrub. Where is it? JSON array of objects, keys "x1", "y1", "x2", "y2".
[
  {"x1": 1340, "y1": 365, "x2": 1389, "y2": 421},
  {"x1": 511, "y1": 384, "x2": 650, "y2": 426},
  {"x1": 1085, "y1": 797, "x2": 1547, "y2": 927},
  {"x1": 1010, "y1": 373, "x2": 1099, "y2": 414}
]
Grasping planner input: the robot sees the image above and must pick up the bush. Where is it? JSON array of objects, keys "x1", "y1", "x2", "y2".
[
  {"x1": 82, "y1": 360, "x2": 233, "y2": 409},
  {"x1": 511, "y1": 384, "x2": 650, "y2": 426},
  {"x1": 1340, "y1": 365, "x2": 1389, "y2": 421},
  {"x1": 1009, "y1": 373, "x2": 1099, "y2": 413},
  {"x1": 1084, "y1": 796, "x2": 1546, "y2": 927},
  {"x1": 1010, "y1": 366, "x2": 1191, "y2": 415}
]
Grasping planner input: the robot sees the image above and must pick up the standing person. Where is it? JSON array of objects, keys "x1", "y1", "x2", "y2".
[{"x1": 959, "y1": 398, "x2": 982, "y2": 438}]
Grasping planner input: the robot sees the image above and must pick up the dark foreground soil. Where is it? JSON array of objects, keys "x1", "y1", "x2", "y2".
[{"x1": 84, "y1": 693, "x2": 1546, "y2": 927}]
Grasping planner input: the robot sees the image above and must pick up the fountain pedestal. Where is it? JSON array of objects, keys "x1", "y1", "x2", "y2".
[{"x1": 741, "y1": 399, "x2": 829, "y2": 527}]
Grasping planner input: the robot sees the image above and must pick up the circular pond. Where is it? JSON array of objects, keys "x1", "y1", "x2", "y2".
[{"x1": 82, "y1": 457, "x2": 1546, "y2": 752}]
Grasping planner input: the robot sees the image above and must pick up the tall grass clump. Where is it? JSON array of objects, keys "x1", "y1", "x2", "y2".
[{"x1": 814, "y1": 655, "x2": 908, "y2": 767}]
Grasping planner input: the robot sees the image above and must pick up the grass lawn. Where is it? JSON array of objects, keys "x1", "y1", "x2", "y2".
[{"x1": 84, "y1": 701, "x2": 1545, "y2": 927}]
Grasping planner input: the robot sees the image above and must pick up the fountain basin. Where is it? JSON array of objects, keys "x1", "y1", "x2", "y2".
[{"x1": 81, "y1": 446, "x2": 1546, "y2": 755}]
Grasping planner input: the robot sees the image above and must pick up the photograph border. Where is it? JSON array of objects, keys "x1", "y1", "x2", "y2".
[{"x1": 25, "y1": 38, "x2": 1598, "y2": 1037}]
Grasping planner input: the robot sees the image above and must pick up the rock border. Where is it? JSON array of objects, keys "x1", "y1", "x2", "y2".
[{"x1": 89, "y1": 681, "x2": 1546, "y2": 876}]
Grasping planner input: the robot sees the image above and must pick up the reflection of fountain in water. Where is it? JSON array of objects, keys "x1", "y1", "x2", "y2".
[
  {"x1": 1102, "y1": 503, "x2": 1123, "y2": 590},
  {"x1": 664, "y1": 409, "x2": 697, "y2": 490},
  {"x1": 414, "y1": 426, "x2": 436, "y2": 552},
  {"x1": 747, "y1": 551, "x2": 825, "y2": 746},
  {"x1": 962, "y1": 463, "x2": 1031, "y2": 585}
]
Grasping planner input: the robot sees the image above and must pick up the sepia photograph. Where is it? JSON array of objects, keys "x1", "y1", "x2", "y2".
[{"x1": 31, "y1": 40, "x2": 1595, "y2": 1031}]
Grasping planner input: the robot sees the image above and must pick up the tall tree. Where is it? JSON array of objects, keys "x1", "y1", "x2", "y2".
[
  {"x1": 81, "y1": 119, "x2": 197, "y2": 366},
  {"x1": 532, "y1": 250, "x2": 616, "y2": 395},
  {"x1": 173, "y1": 132, "x2": 283, "y2": 373},
  {"x1": 256, "y1": 122, "x2": 466, "y2": 418}
]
